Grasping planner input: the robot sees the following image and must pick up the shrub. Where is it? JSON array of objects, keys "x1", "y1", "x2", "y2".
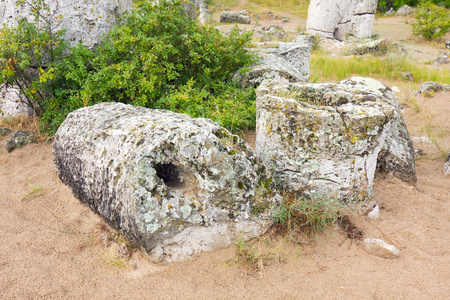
[
  {"x1": 1, "y1": 0, "x2": 258, "y2": 135},
  {"x1": 379, "y1": 0, "x2": 450, "y2": 10},
  {"x1": 0, "y1": 0, "x2": 69, "y2": 117},
  {"x1": 272, "y1": 191, "x2": 361, "y2": 240},
  {"x1": 411, "y1": 1, "x2": 450, "y2": 39}
]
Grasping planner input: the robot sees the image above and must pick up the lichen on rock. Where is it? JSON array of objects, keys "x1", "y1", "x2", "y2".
[
  {"x1": 256, "y1": 77, "x2": 416, "y2": 200},
  {"x1": 53, "y1": 103, "x2": 278, "y2": 263}
]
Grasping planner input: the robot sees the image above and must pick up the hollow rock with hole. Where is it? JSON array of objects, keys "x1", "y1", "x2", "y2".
[
  {"x1": 256, "y1": 77, "x2": 417, "y2": 199},
  {"x1": 53, "y1": 103, "x2": 278, "y2": 263}
]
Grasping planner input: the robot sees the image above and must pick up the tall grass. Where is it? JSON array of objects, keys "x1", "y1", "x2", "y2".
[
  {"x1": 310, "y1": 53, "x2": 450, "y2": 83},
  {"x1": 245, "y1": 0, "x2": 310, "y2": 18}
]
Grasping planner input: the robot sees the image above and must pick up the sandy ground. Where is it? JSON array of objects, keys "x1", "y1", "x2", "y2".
[
  {"x1": 1, "y1": 6, "x2": 450, "y2": 300},
  {"x1": 1, "y1": 94, "x2": 449, "y2": 300}
]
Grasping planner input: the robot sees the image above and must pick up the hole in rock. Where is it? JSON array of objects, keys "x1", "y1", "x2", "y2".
[{"x1": 153, "y1": 162, "x2": 183, "y2": 188}]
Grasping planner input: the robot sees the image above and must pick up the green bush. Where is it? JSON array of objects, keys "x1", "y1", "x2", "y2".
[
  {"x1": 0, "y1": 0, "x2": 69, "y2": 117},
  {"x1": 411, "y1": 1, "x2": 450, "y2": 39},
  {"x1": 1, "y1": 0, "x2": 258, "y2": 135}
]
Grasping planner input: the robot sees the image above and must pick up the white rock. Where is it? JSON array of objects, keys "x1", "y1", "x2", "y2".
[
  {"x1": 412, "y1": 136, "x2": 432, "y2": 144},
  {"x1": 306, "y1": 0, "x2": 378, "y2": 41},
  {"x1": 367, "y1": 204, "x2": 380, "y2": 219},
  {"x1": 391, "y1": 86, "x2": 401, "y2": 93},
  {"x1": 444, "y1": 160, "x2": 450, "y2": 176},
  {"x1": 363, "y1": 238, "x2": 400, "y2": 258}
]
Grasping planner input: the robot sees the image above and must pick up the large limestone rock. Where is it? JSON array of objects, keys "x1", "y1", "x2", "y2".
[
  {"x1": 235, "y1": 42, "x2": 309, "y2": 88},
  {"x1": 53, "y1": 103, "x2": 278, "y2": 263},
  {"x1": 256, "y1": 77, "x2": 416, "y2": 199},
  {"x1": 306, "y1": 0, "x2": 378, "y2": 41},
  {"x1": 0, "y1": 0, "x2": 132, "y2": 48}
]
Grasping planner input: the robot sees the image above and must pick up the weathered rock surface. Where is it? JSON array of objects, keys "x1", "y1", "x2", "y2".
[
  {"x1": 256, "y1": 77, "x2": 417, "y2": 199},
  {"x1": 5, "y1": 130, "x2": 36, "y2": 152},
  {"x1": 385, "y1": 8, "x2": 395, "y2": 16},
  {"x1": 220, "y1": 11, "x2": 250, "y2": 24},
  {"x1": 235, "y1": 43, "x2": 309, "y2": 88},
  {"x1": 348, "y1": 38, "x2": 386, "y2": 55},
  {"x1": 0, "y1": 127, "x2": 12, "y2": 136},
  {"x1": 306, "y1": 0, "x2": 378, "y2": 41},
  {"x1": 396, "y1": 5, "x2": 413, "y2": 16},
  {"x1": 433, "y1": 51, "x2": 449, "y2": 65},
  {"x1": 53, "y1": 103, "x2": 278, "y2": 263},
  {"x1": 254, "y1": 25, "x2": 287, "y2": 42},
  {"x1": 363, "y1": 238, "x2": 400, "y2": 258},
  {"x1": 0, "y1": 0, "x2": 132, "y2": 48},
  {"x1": 401, "y1": 72, "x2": 414, "y2": 81},
  {"x1": 444, "y1": 154, "x2": 450, "y2": 176},
  {"x1": 293, "y1": 34, "x2": 316, "y2": 51},
  {"x1": 415, "y1": 81, "x2": 443, "y2": 95}
]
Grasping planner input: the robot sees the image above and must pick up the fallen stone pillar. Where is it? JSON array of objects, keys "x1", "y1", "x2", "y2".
[{"x1": 53, "y1": 103, "x2": 278, "y2": 263}]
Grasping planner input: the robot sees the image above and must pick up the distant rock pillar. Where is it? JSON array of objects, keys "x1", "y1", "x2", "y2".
[{"x1": 306, "y1": 0, "x2": 378, "y2": 41}]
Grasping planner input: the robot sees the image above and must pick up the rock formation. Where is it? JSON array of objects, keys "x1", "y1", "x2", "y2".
[
  {"x1": 234, "y1": 42, "x2": 310, "y2": 87},
  {"x1": 306, "y1": 0, "x2": 378, "y2": 41},
  {"x1": 0, "y1": 0, "x2": 132, "y2": 48},
  {"x1": 53, "y1": 103, "x2": 279, "y2": 263},
  {"x1": 220, "y1": 11, "x2": 251, "y2": 24},
  {"x1": 256, "y1": 77, "x2": 417, "y2": 199}
]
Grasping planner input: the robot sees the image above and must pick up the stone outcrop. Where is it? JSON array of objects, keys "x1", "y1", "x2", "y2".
[
  {"x1": 306, "y1": 0, "x2": 378, "y2": 41},
  {"x1": 220, "y1": 11, "x2": 250, "y2": 24},
  {"x1": 444, "y1": 154, "x2": 450, "y2": 176},
  {"x1": 0, "y1": 86, "x2": 34, "y2": 117},
  {"x1": 5, "y1": 130, "x2": 36, "y2": 152},
  {"x1": 363, "y1": 238, "x2": 400, "y2": 258},
  {"x1": 256, "y1": 77, "x2": 417, "y2": 199},
  {"x1": 53, "y1": 103, "x2": 278, "y2": 263},
  {"x1": 396, "y1": 5, "x2": 413, "y2": 16},
  {"x1": 0, "y1": 127, "x2": 12, "y2": 136},
  {"x1": 433, "y1": 51, "x2": 449, "y2": 66},
  {"x1": 0, "y1": 0, "x2": 132, "y2": 48},
  {"x1": 415, "y1": 81, "x2": 443, "y2": 95},
  {"x1": 234, "y1": 42, "x2": 309, "y2": 88}
]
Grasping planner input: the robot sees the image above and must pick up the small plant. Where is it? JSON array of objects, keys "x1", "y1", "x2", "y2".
[
  {"x1": 21, "y1": 183, "x2": 46, "y2": 200},
  {"x1": 272, "y1": 191, "x2": 362, "y2": 241},
  {"x1": 231, "y1": 236, "x2": 287, "y2": 272},
  {"x1": 407, "y1": 97, "x2": 421, "y2": 112},
  {"x1": 411, "y1": 1, "x2": 450, "y2": 39}
]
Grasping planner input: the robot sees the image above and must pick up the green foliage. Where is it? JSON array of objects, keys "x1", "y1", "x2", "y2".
[
  {"x1": 310, "y1": 53, "x2": 450, "y2": 83},
  {"x1": 378, "y1": 0, "x2": 449, "y2": 10},
  {"x1": 272, "y1": 191, "x2": 360, "y2": 239},
  {"x1": 1, "y1": 0, "x2": 257, "y2": 135},
  {"x1": 82, "y1": 1, "x2": 254, "y2": 105},
  {"x1": 411, "y1": 1, "x2": 450, "y2": 39},
  {"x1": 0, "y1": 0, "x2": 69, "y2": 116}
]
